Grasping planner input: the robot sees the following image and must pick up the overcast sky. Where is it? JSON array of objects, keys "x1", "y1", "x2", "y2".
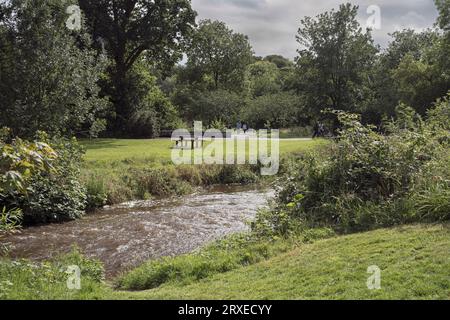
[{"x1": 191, "y1": 0, "x2": 439, "y2": 59}]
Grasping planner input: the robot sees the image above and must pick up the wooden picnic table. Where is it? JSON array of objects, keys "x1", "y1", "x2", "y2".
[{"x1": 174, "y1": 136, "x2": 205, "y2": 149}]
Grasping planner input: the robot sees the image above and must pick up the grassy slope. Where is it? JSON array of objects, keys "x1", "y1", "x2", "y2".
[{"x1": 112, "y1": 224, "x2": 450, "y2": 300}]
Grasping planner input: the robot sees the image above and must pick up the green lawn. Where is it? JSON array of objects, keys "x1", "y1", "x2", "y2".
[
  {"x1": 112, "y1": 224, "x2": 450, "y2": 300},
  {"x1": 81, "y1": 138, "x2": 327, "y2": 165}
]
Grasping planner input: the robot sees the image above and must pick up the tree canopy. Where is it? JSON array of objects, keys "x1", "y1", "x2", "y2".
[
  {"x1": 295, "y1": 3, "x2": 378, "y2": 117},
  {"x1": 78, "y1": 0, "x2": 196, "y2": 134},
  {"x1": 187, "y1": 19, "x2": 254, "y2": 91},
  {"x1": 0, "y1": 0, "x2": 109, "y2": 137}
]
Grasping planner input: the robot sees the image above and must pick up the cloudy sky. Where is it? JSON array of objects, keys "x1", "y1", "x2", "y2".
[{"x1": 191, "y1": 0, "x2": 439, "y2": 59}]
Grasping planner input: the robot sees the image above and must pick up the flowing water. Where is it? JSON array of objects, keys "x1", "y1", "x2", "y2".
[{"x1": 2, "y1": 185, "x2": 273, "y2": 277}]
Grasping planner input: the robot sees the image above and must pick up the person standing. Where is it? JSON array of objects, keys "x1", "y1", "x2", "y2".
[{"x1": 313, "y1": 121, "x2": 319, "y2": 138}]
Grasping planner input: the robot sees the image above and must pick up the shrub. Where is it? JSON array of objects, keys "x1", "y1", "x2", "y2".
[
  {"x1": 259, "y1": 99, "x2": 450, "y2": 235},
  {"x1": 188, "y1": 89, "x2": 243, "y2": 127},
  {"x1": 21, "y1": 136, "x2": 87, "y2": 224},
  {"x1": 0, "y1": 132, "x2": 87, "y2": 225},
  {"x1": 55, "y1": 246, "x2": 105, "y2": 283},
  {"x1": 242, "y1": 92, "x2": 303, "y2": 129},
  {"x1": 124, "y1": 63, "x2": 182, "y2": 138},
  {"x1": 0, "y1": 207, "x2": 22, "y2": 233},
  {"x1": 218, "y1": 165, "x2": 259, "y2": 184},
  {"x1": 81, "y1": 163, "x2": 262, "y2": 209}
]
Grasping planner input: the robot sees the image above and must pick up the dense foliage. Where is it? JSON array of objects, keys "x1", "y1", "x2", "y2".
[
  {"x1": 2, "y1": 1, "x2": 449, "y2": 136},
  {"x1": 0, "y1": 0, "x2": 109, "y2": 138},
  {"x1": 295, "y1": 4, "x2": 378, "y2": 118},
  {"x1": 255, "y1": 96, "x2": 450, "y2": 235},
  {"x1": 78, "y1": 0, "x2": 196, "y2": 135},
  {"x1": 0, "y1": 132, "x2": 87, "y2": 226}
]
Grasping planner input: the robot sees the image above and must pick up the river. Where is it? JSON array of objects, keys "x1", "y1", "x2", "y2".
[{"x1": 2, "y1": 185, "x2": 274, "y2": 277}]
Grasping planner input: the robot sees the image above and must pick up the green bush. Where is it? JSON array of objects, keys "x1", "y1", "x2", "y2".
[
  {"x1": 1, "y1": 132, "x2": 87, "y2": 225},
  {"x1": 55, "y1": 247, "x2": 105, "y2": 283},
  {"x1": 217, "y1": 165, "x2": 259, "y2": 184},
  {"x1": 21, "y1": 136, "x2": 86, "y2": 224},
  {"x1": 259, "y1": 98, "x2": 450, "y2": 234},
  {"x1": 130, "y1": 167, "x2": 192, "y2": 198},
  {"x1": 0, "y1": 207, "x2": 22, "y2": 233}
]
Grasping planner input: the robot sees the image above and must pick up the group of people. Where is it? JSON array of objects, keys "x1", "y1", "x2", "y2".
[
  {"x1": 236, "y1": 121, "x2": 249, "y2": 133},
  {"x1": 233, "y1": 120, "x2": 327, "y2": 138},
  {"x1": 312, "y1": 121, "x2": 326, "y2": 138}
]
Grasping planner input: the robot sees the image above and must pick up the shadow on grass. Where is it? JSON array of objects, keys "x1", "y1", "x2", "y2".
[{"x1": 80, "y1": 139, "x2": 128, "y2": 150}]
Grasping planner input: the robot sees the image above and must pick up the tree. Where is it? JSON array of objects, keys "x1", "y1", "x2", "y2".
[
  {"x1": 391, "y1": 49, "x2": 449, "y2": 116},
  {"x1": 436, "y1": 0, "x2": 450, "y2": 32},
  {"x1": 295, "y1": 3, "x2": 378, "y2": 118},
  {"x1": 242, "y1": 92, "x2": 303, "y2": 129},
  {"x1": 187, "y1": 90, "x2": 243, "y2": 126},
  {"x1": 244, "y1": 61, "x2": 281, "y2": 98},
  {"x1": 78, "y1": 0, "x2": 196, "y2": 134},
  {"x1": 365, "y1": 29, "x2": 441, "y2": 122},
  {"x1": 125, "y1": 60, "x2": 182, "y2": 138},
  {"x1": 435, "y1": 0, "x2": 450, "y2": 81},
  {"x1": 0, "y1": 0, "x2": 109, "y2": 137},
  {"x1": 263, "y1": 55, "x2": 294, "y2": 69},
  {"x1": 262, "y1": 55, "x2": 297, "y2": 91},
  {"x1": 382, "y1": 29, "x2": 438, "y2": 70},
  {"x1": 187, "y1": 19, "x2": 254, "y2": 91},
  {"x1": 369, "y1": 26, "x2": 448, "y2": 119}
]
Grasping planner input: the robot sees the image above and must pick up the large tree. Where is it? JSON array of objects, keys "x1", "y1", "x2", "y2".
[
  {"x1": 78, "y1": 0, "x2": 196, "y2": 133},
  {"x1": 187, "y1": 19, "x2": 254, "y2": 91},
  {"x1": 379, "y1": 29, "x2": 448, "y2": 117},
  {"x1": 295, "y1": 3, "x2": 378, "y2": 117},
  {"x1": 0, "y1": 0, "x2": 109, "y2": 137},
  {"x1": 363, "y1": 29, "x2": 441, "y2": 122}
]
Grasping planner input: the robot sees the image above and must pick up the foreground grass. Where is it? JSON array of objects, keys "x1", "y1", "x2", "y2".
[{"x1": 113, "y1": 224, "x2": 450, "y2": 300}]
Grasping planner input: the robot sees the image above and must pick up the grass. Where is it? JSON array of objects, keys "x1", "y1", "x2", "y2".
[
  {"x1": 114, "y1": 234, "x2": 302, "y2": 291},
  {"x1": 2, "y1": 224, "x2": 448, "y2": 300},
  {"x1": 113, "y1": 223, "x2": 450, "y2": 300},
  {"x1": 78, "y1": 138, "x2": 329, "y2": 206},
  {"x1": 81, "y1": 138, "x2": 327, "y2": 167}
]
